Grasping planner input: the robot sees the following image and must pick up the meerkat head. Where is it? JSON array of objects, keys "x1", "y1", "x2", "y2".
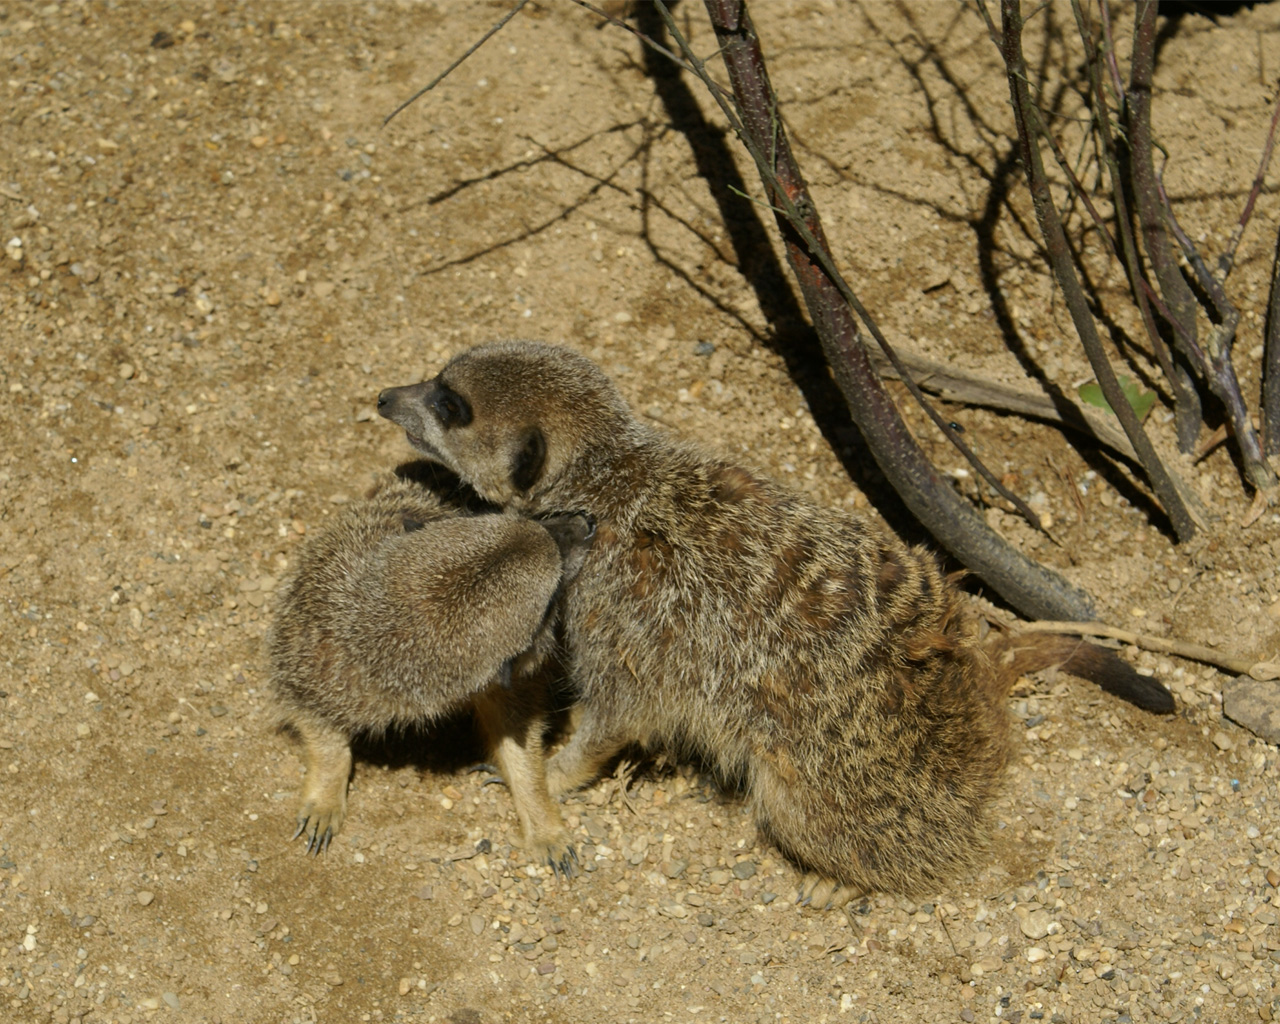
[{"x1": 377, "y1": 341, "x2": 633, "y2": 509}]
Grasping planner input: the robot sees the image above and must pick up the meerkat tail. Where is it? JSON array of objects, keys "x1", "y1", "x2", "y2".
[{"x1": 992, "y1": 633, "x2": 1175, "y2": 714}]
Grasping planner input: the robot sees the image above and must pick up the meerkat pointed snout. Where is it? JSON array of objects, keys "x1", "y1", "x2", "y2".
[
  {"x1": 377, "y1": 343, "x2": 635, "y2": 510},
  {"x1": 268, "y1": 473, "x2": 593, "y2": 872},
  {"x1": 378, "y1": 340, "x2": 1174, "y2": 902}
]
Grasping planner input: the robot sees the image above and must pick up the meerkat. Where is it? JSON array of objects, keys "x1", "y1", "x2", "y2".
[
  {"x1": 376, "y1": 340, "x2": 1174, "y2": 903},
  {"x1": 268, "y1": 470, "x2": 594, "y2": 874}
]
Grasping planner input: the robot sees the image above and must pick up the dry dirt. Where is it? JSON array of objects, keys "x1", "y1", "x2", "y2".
[{"x1": 3, "y1": 2, "x2": 1280, "y2": 1023}]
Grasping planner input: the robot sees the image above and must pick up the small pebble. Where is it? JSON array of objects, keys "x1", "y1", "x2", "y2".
[
  {"x1": 662, "y1": 859, "x2": 688, "y2": 879},
  {"x1": 137, "y1": 891, "x2": 155, "y2": 906},
  {"x1": 1019, "y1": 910, "x2": 1053, "y2": 939}
]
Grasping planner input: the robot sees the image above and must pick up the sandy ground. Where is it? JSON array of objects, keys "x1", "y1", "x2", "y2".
[{"x1": 2, "y1": 2, "x2": 1280, "y2": 1022}]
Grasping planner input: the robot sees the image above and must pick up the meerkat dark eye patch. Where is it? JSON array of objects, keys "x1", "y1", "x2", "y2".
[
  {"x1": 510, "y1": 427, "x2": 546, "y2": 493},
  {"x1": 430, "y1": 385, "x2": 472, "y2": 428}
]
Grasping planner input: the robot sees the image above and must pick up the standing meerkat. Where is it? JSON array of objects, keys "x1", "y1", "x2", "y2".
[
  {"x1": 377, "y1": 341, "x2": 1174, "y2": 903},
  {"x1": 268, "y1": 470, "x2": 594, "y2": 874}
]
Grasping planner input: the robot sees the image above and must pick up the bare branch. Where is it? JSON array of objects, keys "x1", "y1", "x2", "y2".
[
  {"x1": 1127, "y1": 1, "x2": 1205, "y2": 441},
  {"x1": 1073, "y1": 0, "x2": 1202, "y2": 452},
  {"x1": 1001, "y1": 0, "x2": 1200, "y2": 540},
  {"x1": 1156, "y1": 179, "x2": 1277, "y2": 494},
  {"x1": 678, "y1": 0, "x2": 1100, "y2": 620}
]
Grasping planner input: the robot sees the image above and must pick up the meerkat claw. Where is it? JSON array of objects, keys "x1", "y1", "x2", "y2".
[
  {"x1": 550, "y1": 850, "x2": 577, "y2": 880},
  {"x1": 465, "y1": 763, "x2": 507, "y2": 788}
]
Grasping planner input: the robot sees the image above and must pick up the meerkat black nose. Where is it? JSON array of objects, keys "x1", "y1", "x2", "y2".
[{"x1": 377, "y1": 389, "x2": 391, "y2": 409}]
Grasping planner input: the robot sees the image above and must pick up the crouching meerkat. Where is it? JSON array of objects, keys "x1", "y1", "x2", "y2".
[
  {"x1": 377, "y1": 341, "x2": 1174, "y2": 903},
  {"x1": 268, "y1": 471, "x2": 594, "y2": 873}
]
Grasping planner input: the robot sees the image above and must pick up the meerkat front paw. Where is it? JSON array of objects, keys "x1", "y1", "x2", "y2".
[
  {"x1": 293, "y1": 784, "x2": 347, "y2": 855},
  {"x1": 527, "y1": 829, "x2": 579, "y2": 879},
  {"x1": 287, "y1": 717, "x2": 353, "y2": 855}
]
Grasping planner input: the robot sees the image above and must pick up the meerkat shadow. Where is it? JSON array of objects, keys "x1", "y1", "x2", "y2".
[{"x1": 347, "y1": 711, "x2": 490, "y2": 777}]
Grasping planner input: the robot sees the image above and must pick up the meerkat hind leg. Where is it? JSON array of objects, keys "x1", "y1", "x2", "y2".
[
  {"x1": 543, "y1": 710, "x2": 630, "y2": 798},
  {"x1": 290, "y1": 713, "x2": 353, "y2": 855},
  {"x1": 473, "y1": 689, "x2": 576, "y2": 878}
]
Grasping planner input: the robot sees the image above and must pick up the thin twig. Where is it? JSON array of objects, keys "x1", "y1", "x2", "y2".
[
  {"x1": 867, "y1": 344, "x2": 1138, "y2": 460},
  {"x1": 569, "y1": 0, "x2": 696, "y2": 74},
  {"x1": 1021, "y1": 621, "x2": 1280, "y2": 681},
  {"x1": 383, "y1": 0, "x2": 531, "y2": 127},
  {"x1": 1218, "y1": 88, "x2": 1280, "y2": 281},
  {"x1": 1046, "y1": 454, "x2": 1087, "y2": 525},
  {"x1": 1097, "y1": 1, "x2": 1126, "y2": 103}
]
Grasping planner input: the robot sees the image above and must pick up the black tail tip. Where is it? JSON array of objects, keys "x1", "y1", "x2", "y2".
[
  {"x1": 1054, "y1": 639, "x2": 1176, "y2": 714},
  {"x1": 1087, "y1": 653, "x2": 1176, "y2": 714},
  {"x1": 1110, "y1": 672, "x2": 1177, "y2": 715}
]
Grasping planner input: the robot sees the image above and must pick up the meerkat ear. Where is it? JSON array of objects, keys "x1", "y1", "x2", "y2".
[{"x1": 510, "y1": 427, "x2": 546, "y2": 493}]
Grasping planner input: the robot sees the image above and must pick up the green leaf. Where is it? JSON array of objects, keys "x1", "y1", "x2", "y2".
[{"x1": 1076, "y1": 375, "x2": 1156, "y2": 422}]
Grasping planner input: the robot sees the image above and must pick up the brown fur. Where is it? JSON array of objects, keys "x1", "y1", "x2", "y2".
[
  {"x1": 377, "y1": 341, "x2": 1173, "y2": 899},
  {"x1": 267, "y1": 472, "x2": 593, "y2": 873}
]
